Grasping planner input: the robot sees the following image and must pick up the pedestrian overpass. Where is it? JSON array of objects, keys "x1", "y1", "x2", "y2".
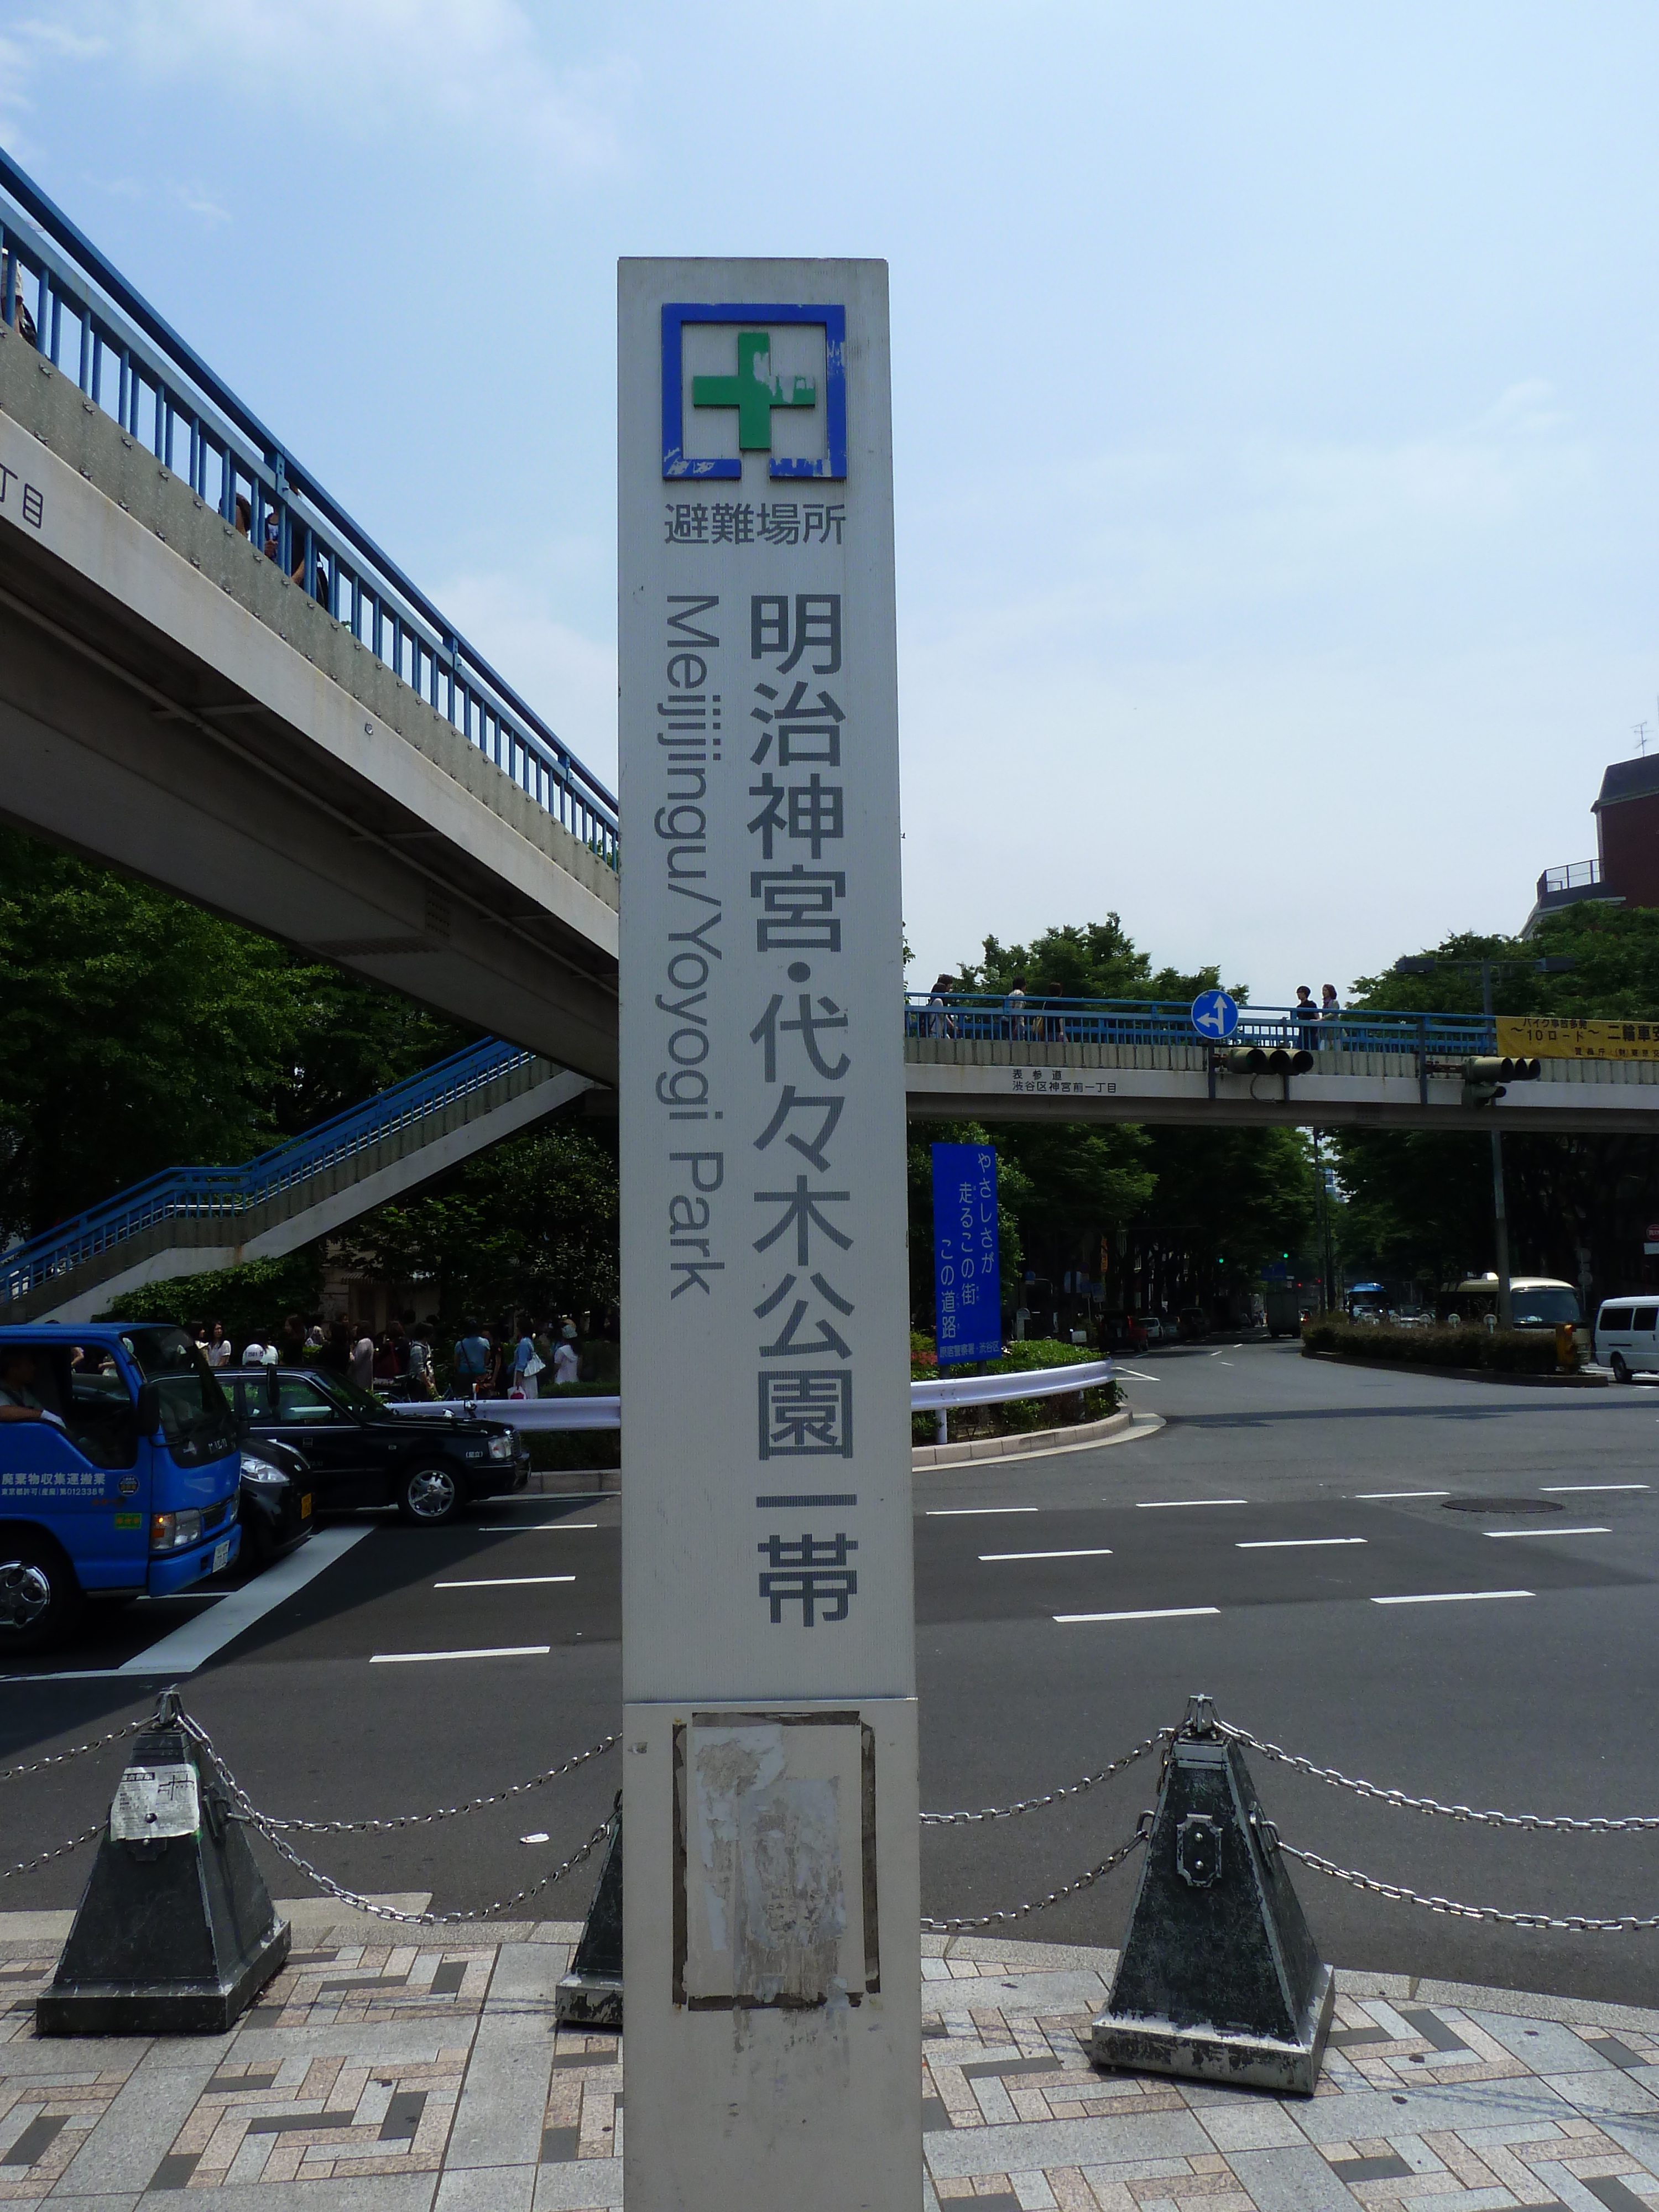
[
  {"x1": 901, "y1": 997, "x2": 1659, "y2": 1133},
  {"x1": 0, "y1": 153, "x2": 618, "y2": 1083},
  {"x1": 2, "y1": 1042, "x2": 591, "y2": 1323}
]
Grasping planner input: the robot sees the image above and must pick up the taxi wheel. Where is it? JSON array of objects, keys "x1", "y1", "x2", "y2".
[
  {"x1": 0, "y1": 1538, "x2": 81, "y2": 1655},
  {"x1": 397, "y1": 1464, "x2": 462, "y2": 1526}
]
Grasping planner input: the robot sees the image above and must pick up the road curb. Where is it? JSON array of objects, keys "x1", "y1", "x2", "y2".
[
  {"x1": 1301, "y1": 1349, "x2": 1609, "y2": 1388},
  {"x1": 912, "y1": 1408, "x2": 1163, "y2": 1470}
]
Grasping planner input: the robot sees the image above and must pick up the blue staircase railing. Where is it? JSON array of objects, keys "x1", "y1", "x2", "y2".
[
  {"x1": 1, "y1": 1039, "x2": 542, "y2": 1309},
  {"x1": 904, "y1": 995, "x2": 1494, "y2": 1057},
  {"x1": 0, "y1": 148, "x2": 618, "y2": 869}
]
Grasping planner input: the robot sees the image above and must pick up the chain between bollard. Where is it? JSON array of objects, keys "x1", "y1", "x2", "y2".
[
  {"x1": 920, "y1": 1819, "x2": 1152, "y2": 1932},
  {"x1": 3, "y1": 1824, "x2": 105, "y2": 1882},
  {"x1": 920, "y1": 1731, "x2": 1172, "y2": 1825},
  {"x1": 174, "y1": 1714, "x2": 613, "y2": 1926},
  {"x1": 1279, "y1": 1841, "x2": 1659, "y2": 1932},
  {"x1": 1215, "y1": 1720, "x2": 1659, "y2": 1834},
  {"x1": 173, "y1": 1714, "x2": 620, "y2": 1835},
  {"x1": 0, "y1": 1717, "x2": 149, "y2": 1788}
]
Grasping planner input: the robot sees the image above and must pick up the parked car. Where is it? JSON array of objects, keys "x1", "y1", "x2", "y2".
[
  {"x1": 221, "y1": 1366, "x2": 529, "y2": 1525},
  {"x1": 1593, "y1": 1299, "x2": 1659, "y2": 1384},
  {"x1": 238, "y1": 1435, "x2": 314, "y2": 1567}
]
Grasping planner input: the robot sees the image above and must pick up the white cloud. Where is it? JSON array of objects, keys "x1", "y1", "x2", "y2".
[{"x1": 101, "y1": 0, "x2": 633, "y2": 174}]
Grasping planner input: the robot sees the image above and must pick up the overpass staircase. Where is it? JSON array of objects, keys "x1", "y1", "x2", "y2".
[{"x1": 1, "y1": 1041, "x2": 589, "y2": 1324}]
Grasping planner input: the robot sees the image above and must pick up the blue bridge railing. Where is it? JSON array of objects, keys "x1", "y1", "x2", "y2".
[
  {"x1": 0, "y1": 149, "x2": 618, "y2": 869},
  {"x1": 1, "y1": 1039, "x2": 540, "y2": 1310},
  {"x1": 904, "y1": 994, "x2": 1494, "y2": 1057}
]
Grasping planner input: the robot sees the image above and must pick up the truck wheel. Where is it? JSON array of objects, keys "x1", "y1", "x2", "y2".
[
  {"x1": 0, "y1": 1537, "x2": 81, "y2": 1656},
  {"x1": 1611, "y1": 1353, "x2": 1631, "y2": 1384},
  {"x1": 397, "y1": 1464, "x2": 462, "y2": 1526}
]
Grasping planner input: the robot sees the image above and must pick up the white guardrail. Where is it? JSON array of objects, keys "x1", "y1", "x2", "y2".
[{"x1": 390, "y1": 1359, "x2": 1114, "y2": 1432}]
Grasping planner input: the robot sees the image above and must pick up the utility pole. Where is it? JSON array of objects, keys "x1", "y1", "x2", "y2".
[{"x1": 1480, "y1": 961, "x2": 1514, "y2": 1332}]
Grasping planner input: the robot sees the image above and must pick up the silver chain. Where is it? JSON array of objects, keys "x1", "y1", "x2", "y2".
[
  {"x1": 1218, "y1": 1721, "x2": 1659, "y2": 1834},
  {"x1": 1281, "y1": 1841, "x2": 1659, "y2": 1932},
  {"x1": 179, "y1": 1717, "x2": 612, "y2": 1927},
  {"x1": 921, "y1": 1731, "x2": 1171, "y2": 1825},
  {"x1": 920, "y1": 1825, "x2": 1149, "y2": 1931},
  {"x1": 3, "y1": 1824, "x2": 103, "y2": 1882},
  {"x1": 0, "y1": 1717, "x2": 149, "y2": 1788},
  {"x1": 200, "y1": 1731, "x2": 620, "y2": 1835}
]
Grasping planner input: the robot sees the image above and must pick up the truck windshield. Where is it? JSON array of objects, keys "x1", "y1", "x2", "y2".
[
  {"x1": 122, "y1": 1328, "x2": 236, "y2": 1465},
  {"x1": 1510, "y1": 1288, "x2": 1581, "y2": 1327}
]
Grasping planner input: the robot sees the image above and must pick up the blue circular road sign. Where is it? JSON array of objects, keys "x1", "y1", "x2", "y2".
[{"x1": 1191, "y1": 989, "x2": 1239, "y2": 1041}]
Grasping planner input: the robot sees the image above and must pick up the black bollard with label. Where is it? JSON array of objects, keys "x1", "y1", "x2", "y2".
[
  {"x1": 556, "y1": 1794, "x2": 623, "y2": 2028},
  {"x1": 1091, "y1": 1695, "x2": 1333, "y2": 2094},
  {"x1": 37, "y1": 1691, "x2": 289, "y2": 2036}
]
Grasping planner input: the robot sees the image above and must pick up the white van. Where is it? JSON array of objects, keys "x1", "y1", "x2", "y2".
[{"x1": 1594, "y1": 1299, "x2": 1659, "y2": 1383}]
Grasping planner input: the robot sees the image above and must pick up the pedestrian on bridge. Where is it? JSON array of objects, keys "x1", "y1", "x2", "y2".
[
  {"x1": 926, "y1": 974, "x2": 957, "y2": 1038},
  {"x1": 1318, "y1": 984, "x2": 1343, "y2": 1046},
  {"x1": 1292, "y1": 986, "x2": 1318, "y2": 1050}
]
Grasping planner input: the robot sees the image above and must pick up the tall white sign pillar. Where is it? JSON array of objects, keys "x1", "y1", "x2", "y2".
[{"x1": 618, "y1": 259, "x2": 918, "y2": 2209}]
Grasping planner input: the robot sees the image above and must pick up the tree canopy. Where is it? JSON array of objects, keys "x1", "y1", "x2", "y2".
[{"x1": 0, "y1": 830, "x2": 468, "y2": 1243}]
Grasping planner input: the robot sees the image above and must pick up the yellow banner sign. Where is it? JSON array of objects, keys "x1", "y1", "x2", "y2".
[{"x1": 1496, "y1": 1015, "x2": 1659, "y2": 1062}]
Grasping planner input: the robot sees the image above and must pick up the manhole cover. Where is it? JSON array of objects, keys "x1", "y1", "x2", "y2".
[{"x1": 1442, "y1": 1496, "x2": 1563, "y2": 1515}]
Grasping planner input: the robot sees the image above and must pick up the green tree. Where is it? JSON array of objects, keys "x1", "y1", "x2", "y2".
[
  {"x1": 959, "y1": 916, "x2": 1243, "y2": 1005},
  {"x1": 340, "y1": 1115, "x2": 620, "y2": 1327},
  {"x1": 1335, "y1": 905, "x2": 1659, "y2": 1297},
  {"x1": 0, "y1": 830, "x2": 469, "y2": 1242}
]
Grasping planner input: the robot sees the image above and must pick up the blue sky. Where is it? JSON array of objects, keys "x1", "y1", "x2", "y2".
[{"x1": 4, "y1": 3, "x2": 1657, "y2": 1004}]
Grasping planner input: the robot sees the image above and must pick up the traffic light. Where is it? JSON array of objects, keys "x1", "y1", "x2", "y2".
[
  {"x1": 1218, "y1": 1045, "x2": 1315, "y2": 1076},
  {"x1": 1460, "y1": 1055, "x2": 1541, "y2": 1107}
]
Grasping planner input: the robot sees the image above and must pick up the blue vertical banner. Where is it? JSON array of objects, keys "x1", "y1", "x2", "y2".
[{"x1": 932, "y1": 1142, "x2": 1003, "y2": 1364}]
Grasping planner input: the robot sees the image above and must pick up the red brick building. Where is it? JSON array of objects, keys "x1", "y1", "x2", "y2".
[{"x1": 1525, "y1": 755, "x2": 1659, "y2": 931}]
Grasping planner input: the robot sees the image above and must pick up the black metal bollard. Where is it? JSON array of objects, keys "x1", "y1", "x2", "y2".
[
  {"x1": 556, "y1": 1793, "x2": 623, "y2": 2028},
  {"x1": 1091, "y1": 1694, "x2": 1333, "y2": 2094},
  {"x1": 36, "y1": 1689, "x2": 290, "y2": 2036}
]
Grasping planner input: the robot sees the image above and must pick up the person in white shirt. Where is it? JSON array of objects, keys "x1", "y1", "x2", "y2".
[
  {"x1": 1318, "y1": 984, "x2": 1343, "y2": 1046},
  {"x1": 349, "y1": 1334, "x2": 374, "y2": 1391},
  {"x1": 202, "y1": 1322, "x2": 232, "y2": 1369},
  {"x1": 553, "y1": 1319, "x2": 580, "y2": 1389}
]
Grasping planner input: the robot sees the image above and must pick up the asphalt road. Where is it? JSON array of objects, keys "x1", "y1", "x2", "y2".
[{"x1": 4, "y1": 1340, "x2": 1657, "y2": 2007}]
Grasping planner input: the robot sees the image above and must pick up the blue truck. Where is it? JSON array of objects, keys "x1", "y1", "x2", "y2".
[{"x1": 0, "y1": 1322, "x2": 242, "y2": 1656}]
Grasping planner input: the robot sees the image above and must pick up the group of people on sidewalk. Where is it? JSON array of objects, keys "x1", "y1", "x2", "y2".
[{"x1": 189, "y1": 1312, "x2": 583, "y2": 1400}]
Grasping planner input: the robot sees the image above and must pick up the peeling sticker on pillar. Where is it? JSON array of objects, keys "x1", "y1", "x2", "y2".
[{"x1": 675, "y1": 1713, "x2": 874, "y2": 2010}]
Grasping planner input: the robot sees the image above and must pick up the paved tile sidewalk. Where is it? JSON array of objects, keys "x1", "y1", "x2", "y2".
[{"x1": 2, "y1": 1907, "x2": 1656, "y2": 2209}]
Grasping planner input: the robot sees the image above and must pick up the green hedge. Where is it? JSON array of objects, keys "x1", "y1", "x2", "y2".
[
  {"x1": 1301, "y1": 1318, "x2": 1560, "y2": 1374},
  {"x1": 910, "y1": 1334, "x2": 1115, "y2": 1442}
]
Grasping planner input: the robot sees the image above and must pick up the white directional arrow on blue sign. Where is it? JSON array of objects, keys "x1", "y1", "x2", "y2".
[{"x1": 1191, "y1": 989, "x2": 1239, "y2": 1040}]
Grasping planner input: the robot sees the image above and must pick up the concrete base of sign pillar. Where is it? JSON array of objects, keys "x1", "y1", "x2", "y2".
[{"x1": 623, "y1": 1694, "x2": 921, "y2": 2212}]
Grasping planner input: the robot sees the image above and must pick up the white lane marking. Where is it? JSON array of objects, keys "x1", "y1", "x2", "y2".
[
  {"x1": 1209, "y1": 1349, "x2": 1223, "y2": 1357},
  {"x1": 520, "y1": 1832, "x2": 550, "y2": 1845},
  {"x1": 1114, "y1": 1369, "x2": 1160, "y2": 1381},
  {"x1": 979, "y1": 1548, "x2": 1114, "y2": 1562},
  {"x1": 370, "y1": 1645, "x2": 552, "y2": 1663},
  {"x1": 1056, "y1": 1605, "x2": 1220, "y2": 1625},
  {"x1": 1485, "y1": 1526, "x2": 1610, "y2": 1540},
  {"x1": 112, "y1": 1526, "x2": 374, "y2": 1677},
  {"x1": 477, "y1": 1522, "x2": 600, "y2": 1532},
  {"x1": 1218, "y1": 1361, "x2": 1234, "y2": 1366},
  {"x1": 1136, "y1": 1498, "x2": 1247, "y2": 1509},
  {"x1": 925, "y1": 1506, "x2": 1038, "y2": 1516},
  {"x1": 433, "y1": 1574, "x2": 578, "y2": 1588},
  {"x1": 1235, "y1": 1537, "x2": 1367, "y2": 1550},
  {"x1": 1356, "y1": 1490, "x2": 1451, "y2": 1500},
  {"x1": 1540, "y1": 1484, "x2": 1650, "y2": 1494},
  {"x1": 1371, "y1": 1590, "x2": 1533, "y2": 1606}
]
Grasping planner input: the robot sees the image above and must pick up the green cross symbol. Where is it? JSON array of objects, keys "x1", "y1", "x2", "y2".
[{"x1": 691, "y1": 330, "x2": 817, "y2": 451}]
